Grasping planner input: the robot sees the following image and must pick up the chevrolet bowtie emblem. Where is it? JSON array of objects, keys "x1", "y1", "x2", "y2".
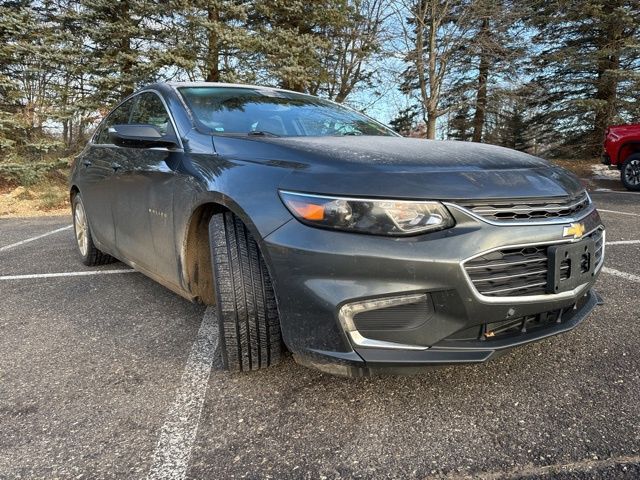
[{"x1": 563, "y1": 222, "x2": 585, "y2": 239}]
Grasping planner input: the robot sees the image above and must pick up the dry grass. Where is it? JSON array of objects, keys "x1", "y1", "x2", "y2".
[
  {"x1": 0, "y1": 175, "x2": 70, "y2": 217},
  {"x1": 549, "y1": 158, "x2": 599, "y2": 178}
]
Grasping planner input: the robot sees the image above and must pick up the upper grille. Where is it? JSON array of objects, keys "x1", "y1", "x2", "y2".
[
  {"x1": 460, "y1": 192, "x2": 591, "y2": 223},
  {"x1": 464, "y1": 228, "x2": 604, "y2": 298}
]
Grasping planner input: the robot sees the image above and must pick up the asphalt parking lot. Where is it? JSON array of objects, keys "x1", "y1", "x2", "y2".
[{"x1": 1, "y1": 190, "x2": 639, "y2": 479}]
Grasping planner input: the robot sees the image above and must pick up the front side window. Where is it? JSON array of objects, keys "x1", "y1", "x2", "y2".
[
  {"x1": 178, "y1": 87, "x2": 396, "y2": 137},
  {"x1": 130, "y1": 92, "x2": 172, "y2": 135},
  {"x1": 94, "y1": 97, "x2": 135, "y2": 144}
]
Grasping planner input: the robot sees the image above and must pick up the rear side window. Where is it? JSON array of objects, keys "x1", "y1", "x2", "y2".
[
  {"x1": 95, "y1": 97, "x2": 135, "y2": 144},
  {"x1": 130, "y1": 92, "x2": 173, "y2": 135}
]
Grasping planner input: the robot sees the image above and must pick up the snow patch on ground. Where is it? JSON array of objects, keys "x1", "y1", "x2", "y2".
[{"x1": 591, "y1": 164, "x2": 620, "y2": 180}]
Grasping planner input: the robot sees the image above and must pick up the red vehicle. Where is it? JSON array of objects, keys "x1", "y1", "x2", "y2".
[{"x1": 602, "y1": 123, "x2": 640, "y2": 191}]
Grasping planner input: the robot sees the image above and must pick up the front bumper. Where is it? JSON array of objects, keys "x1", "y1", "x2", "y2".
[{"x1": 262, "y1": 206, "x2": 604, "y2": 376}]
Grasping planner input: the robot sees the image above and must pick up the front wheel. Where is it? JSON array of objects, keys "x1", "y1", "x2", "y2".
[
  {"x1": 621, "y1": 154, "x2": 640, "y2": 191},
  {"x1": 209, "y1": 212, "x2": 283, "y2": 371}
]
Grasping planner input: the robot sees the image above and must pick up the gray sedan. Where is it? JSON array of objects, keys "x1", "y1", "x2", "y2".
[{"x1": 69, "y1": 82, "x2": 605, "y2": 376}]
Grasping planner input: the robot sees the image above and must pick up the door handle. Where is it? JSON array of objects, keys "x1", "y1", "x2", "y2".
[
  {"x1": 82, "y1": 160, "x2": 92, "y2": 167},
  {"x1": 111, "y1": 162, "x2": 121, "y2": 171}
]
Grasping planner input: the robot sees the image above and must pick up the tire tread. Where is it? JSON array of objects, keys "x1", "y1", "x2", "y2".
[
  {"x1": 209, "y1": 212, "x2": 282, "y2": 371},
  {"x1": 621, "y1": 154, "x2": 640, "y2": 192}
]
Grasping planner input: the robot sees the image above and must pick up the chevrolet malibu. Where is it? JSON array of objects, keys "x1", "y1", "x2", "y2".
[{"x1": 70, "y1": 82, "x2": 605, "y2": 376}]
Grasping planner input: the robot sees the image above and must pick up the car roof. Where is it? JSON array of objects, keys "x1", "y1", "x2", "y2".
[{"x1": 161, "y1": 81, "x2": 307, "y2": 97}]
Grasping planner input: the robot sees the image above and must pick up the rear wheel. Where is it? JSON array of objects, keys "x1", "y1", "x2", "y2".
[
  {"x1": 72, "y1": 194, "x2": 115, "y2": 266},
  {"x1": 209, "y1": 211, "x2": 282, "y2": 371},
  {"x1": 621, "y1": 154, "x2": 640, "y2": 191}
]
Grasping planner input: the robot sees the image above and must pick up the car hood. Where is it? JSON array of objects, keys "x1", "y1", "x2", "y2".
[{"x1": 212, "y1": 136, "x2": 585, "y2": 200}]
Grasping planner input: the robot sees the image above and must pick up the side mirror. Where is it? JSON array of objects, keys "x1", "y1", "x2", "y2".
[{"x1": 108, "y1": 124, "x2": 179, "y2": 149}]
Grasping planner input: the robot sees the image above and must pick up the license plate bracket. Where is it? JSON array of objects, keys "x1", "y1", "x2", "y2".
[{"x1": 547, "y1": 239, "x2": 595, "y2": 294}]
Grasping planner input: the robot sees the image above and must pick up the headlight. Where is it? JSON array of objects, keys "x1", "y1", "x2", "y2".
[{"x1": 279, "y1": 191, "x2": 455, "y2": 236}]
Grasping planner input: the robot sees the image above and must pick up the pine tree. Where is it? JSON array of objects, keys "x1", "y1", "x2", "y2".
[
  {"x1": 389, "y1": 105, "x2": 419, "y2": 135},
  {"x1": 467, "y1": 0, "x2": 524, "y2": 142},
  {"x1": 0, "y1": 0, "x2": 63, "y2": 164},
  {"x1": 249, "y1": 0, "x2": 352, "y2": 92},
  {"x1": 0, "y1": 1, "x2": 30, "y2": 160},
  {"x1": 447, "y1": 106, "x2": 472, "y2": 141},
  {"x1": 42, "y1": 0, "x2": 97, "y2": 149},
  {"x1": 526, "y1": 0, "x2": 640, "y2": 157},
  {"x1": 436, "y1": 0, "x2": 526, "y2": 143},
  {"x1": 167, "y1": 0, "x2": 252, "y2": 83},
  {"x1": 79, "y1": 0, "x2": 172, "y2": 103}
]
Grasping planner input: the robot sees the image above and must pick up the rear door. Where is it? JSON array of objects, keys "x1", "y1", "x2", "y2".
[
  {"x1": 77, "y1": 97, "x2": 135, "y2": 250},
  {"x1": 112, "y1": 91, "x2": 182, "y2": 281}
]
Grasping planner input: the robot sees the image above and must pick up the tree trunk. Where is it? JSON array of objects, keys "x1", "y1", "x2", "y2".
[
  {"x1": 472, "y1": 18, "x2": 490, "y2": 143},
  {"x1": 62, "y1": 120, "x2": 69, "y2": 147},
  {"x1": 591, "y1": 0, "x2": 623, "y2": 156},
  {"x1": 425, "y1": 3, "x2": 438, "y2": 140},
  {"x1": 120, "y1": 1, "x2": 134, "y2": 97},
  {"x1": 414, "y1": 2, "x2": 428, "y2": 137},
  {"x1": 206, "y1": 6, "x2": 220, "y2": 82},
  {"x1": 426, "y1": 110, "x2": 437, "y2": 139}
]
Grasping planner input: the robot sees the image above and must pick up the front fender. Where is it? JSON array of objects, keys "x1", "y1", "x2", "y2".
[{"x1": 173, "y1": 150, "x2": 296, "y2": 300}]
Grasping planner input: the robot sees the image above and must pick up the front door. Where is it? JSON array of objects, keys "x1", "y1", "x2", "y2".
[{"x1": 112, "y1": 91, "x2": 182, "y2": 282}]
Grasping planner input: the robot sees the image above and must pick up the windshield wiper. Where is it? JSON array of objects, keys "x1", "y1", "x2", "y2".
[{"x1": 248, "y1": 130, "x2": 280, "y2": 137}]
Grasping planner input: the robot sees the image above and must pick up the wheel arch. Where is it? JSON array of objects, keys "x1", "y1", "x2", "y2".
[
  {"x1": 70, "y1": 185, "x2": 80, "y2": 202},
  {"x1": 618, "y1": 141, "x2": 640, "y2": 165},
  {"x1": 182, "y1": 201, "x2": 226, "y2": 305},
  {"x1": 181, "y1": 195, "x2": 272, "y2": 306}
]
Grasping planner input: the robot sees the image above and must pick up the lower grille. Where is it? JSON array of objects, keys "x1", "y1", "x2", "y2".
[
  {"x1": 482, "y1": 310, "x2": 562, "y2": 340},
  {"x1": 592, "y1": 228, "x2": 604, "y2": 266},
  {"x1": 464, "y1": 228, "x2": 604, "y2": 298},
  {"x1": 443, "y1": 303, "x2": 580, "y2": 344},
  {"x1": 465, "y1": 245, "x2": 549, "y2": 296}
]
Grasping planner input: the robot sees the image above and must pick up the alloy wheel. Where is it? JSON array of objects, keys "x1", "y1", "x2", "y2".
[
  {"x1": 74, "y1": 201, "x2": 89, "y2": 257},
  {"x1": 624, "y1": 159, "x2": 640, "y2": 186}
]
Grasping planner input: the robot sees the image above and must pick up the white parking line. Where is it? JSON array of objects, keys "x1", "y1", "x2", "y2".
[
  {"x1": 147, "y1": 307, "x2": 219, "y2": 480},
  {"x1": 606, "y1": 240, "x2": 640, "y2": 246},
  {"x1": 0, "y1": 269, "x2": 135, "y2": 281},
  {"x1": 0, "y1": 225, "x2": 73, "y2": 252},
  {"x1": 602, "y1": 267, "x2": 640, "y2": 283},
  {"x1": 597, "y1": 209, "x2": 640, "y2": 217}
]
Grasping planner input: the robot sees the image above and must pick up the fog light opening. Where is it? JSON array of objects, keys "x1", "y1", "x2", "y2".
[{"x1": 338, "y1": 294, "x2": 430, "y2": 351}]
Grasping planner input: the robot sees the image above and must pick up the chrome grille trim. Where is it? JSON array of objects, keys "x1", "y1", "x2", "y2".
[
  {"x1": 446, "y1": 192, "x2": 593, "y2": 226},
  {"x1": 471, "y1": 269, "x2": 548, "y2": 284},
  {"x1": 482, "y1": 281, "x2": 548, "y2": 296},
  {"x1": 465, "y1": 257, "x2": 547, "y2": 270},
  {"x1": 461, "y1": 226, "x2": 605, "y2": 304}
]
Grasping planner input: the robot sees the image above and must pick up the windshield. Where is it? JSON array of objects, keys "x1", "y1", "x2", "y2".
[{"x1": 178, "y1": 87, "x2": 397, "y2": 137}]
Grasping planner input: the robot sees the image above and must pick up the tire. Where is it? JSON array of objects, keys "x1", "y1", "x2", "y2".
[
  {"x1": 72, "y1": 194, "x2": 116, "y2": 266},
  {"x1": 209, "y1": 211, "x2": 282, "y2": 371},
  {"x1": 621, "y1": 154, "x2": 640, "y2": 191}
]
